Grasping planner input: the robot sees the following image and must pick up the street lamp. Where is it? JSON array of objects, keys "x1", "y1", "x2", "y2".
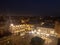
[
  {"x1": 41, "y1": 22, "x2": 45, "y2": 25},
  {"x1": 10, "y1": 23, "x2": 14, "y2": 33},
  {"x1": 10, "y1": 23, "x2": 14, "y2": 26}
]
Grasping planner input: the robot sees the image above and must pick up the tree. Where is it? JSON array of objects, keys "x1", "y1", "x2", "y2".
[{"x1": 30, "y1": 36, "x2": 45, "y2": 45}]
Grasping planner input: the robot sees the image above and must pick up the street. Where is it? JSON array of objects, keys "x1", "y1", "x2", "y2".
[
  {"x1": 0, "y1": 33, "x2": 32, "y2": 45},
  {"x1": 0, "y1": 33, "x2": 58, "y2": 45}
]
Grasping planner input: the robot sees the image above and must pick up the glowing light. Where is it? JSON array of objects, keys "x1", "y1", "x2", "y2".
[
  {"x1": 41, "y1": 22, "x2": 44, "y2": 25},
  {"x1": 31, "y1": 31, "x2": 35, "y2": 34},
  {"x1": 50, "y1": 31, "x2": 54, "y2": 34},
  {"x1": 29, "y1": 30, "x2": 35, "y2": 34},
  {"x1": 15, "y1": 31, "x2": 19, "y2": 33},
  {"x1": 38, "y1": 29, "x2": 41, "y2": 32},
  {"x1": 40, "y1": 18, "x2": 42, "y2": 19},
  {"x1": 10, "y1": 24, "x2": 14, "y2": 26},
  {"x1": 46, "y1": 34, "x2": 50, "y2": 36},
  {"x1": 34, "y1": 30, "x2": 36, "y2": 33},
  {"x1": 41, "y1": 33, "x2": 44, "y2": 34},
  {"x1": 21, "y1": 20, "x2": 25, "y2": 23},
  {"x1": 16, "y1": 25, "x2": 19, "y2": 27},
  {"x1": 36, "y1": 32, "x2": 40, "y2": 34},
  {"x1": 20, "y1": 33, "x2": 25, "y2": 36}
]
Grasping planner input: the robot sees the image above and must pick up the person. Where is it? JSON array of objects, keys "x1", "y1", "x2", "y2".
[{"x1": 30, "y1": 36, "x2": 45, "y2": 45}]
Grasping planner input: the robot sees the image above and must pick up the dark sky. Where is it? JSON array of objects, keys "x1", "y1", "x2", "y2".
[{"x1": 0, "y1": 0, "x2": 60, "y2": 16}]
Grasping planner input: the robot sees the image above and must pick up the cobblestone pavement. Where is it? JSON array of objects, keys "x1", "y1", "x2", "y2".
[{"x1": 0, "y1": 34, "x2": 58, "y2": 45}]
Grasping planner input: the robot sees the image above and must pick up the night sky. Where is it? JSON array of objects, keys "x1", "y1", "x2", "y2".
[{"x1": 0, "y1": 0, "x2": 60, "y2": 16}]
